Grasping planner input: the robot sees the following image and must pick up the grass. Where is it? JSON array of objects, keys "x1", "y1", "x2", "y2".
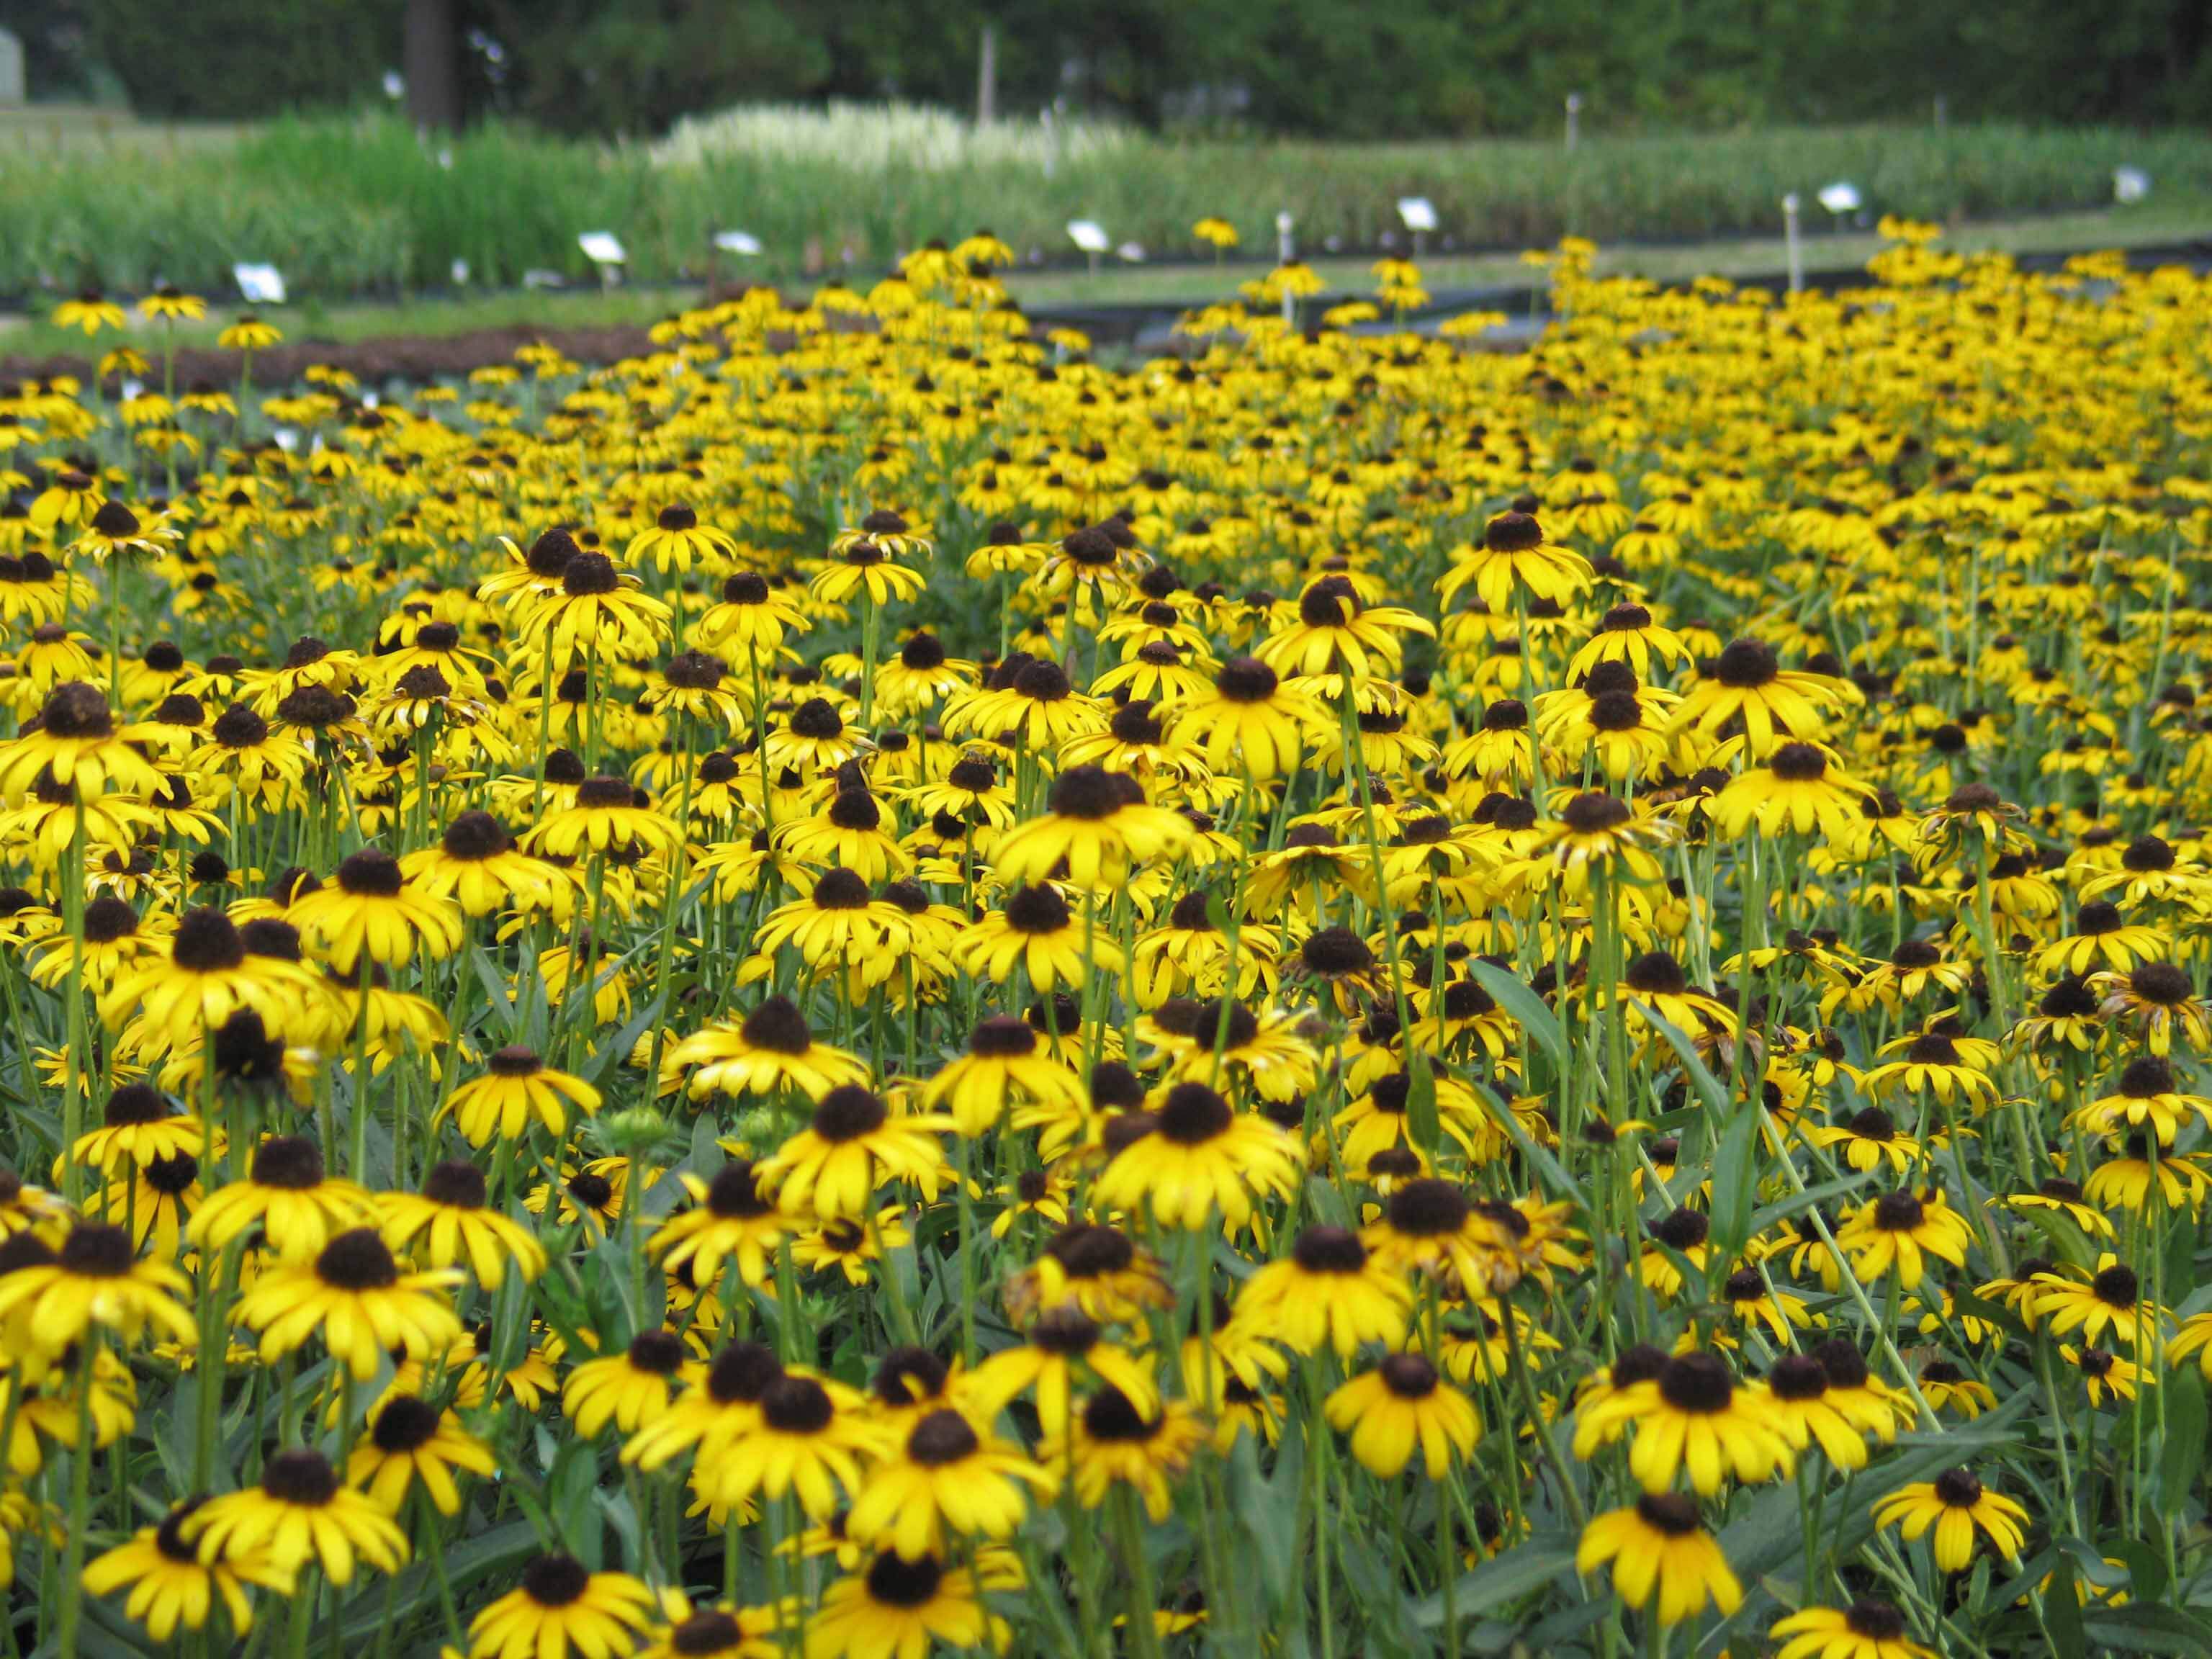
[
  {"x1": 3, "y1": 108, "x2": 2209, "y2": 305},
  {"x1": 6, "y1": 195, "x2": 2207, "y2": 364},
  {"x1": 0, "y1": 285, "x2": 699, "y2": 361},
  {"x1": 1003, "y1": 196, "x2": 2212, "y2": 307}
]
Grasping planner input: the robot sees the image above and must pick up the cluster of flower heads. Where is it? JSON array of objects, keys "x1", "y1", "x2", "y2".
[{"x1": 0, "y1": 225, "x2": 2208, "y2": 1656}]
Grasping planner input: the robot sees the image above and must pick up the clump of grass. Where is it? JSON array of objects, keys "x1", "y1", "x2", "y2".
[
  {"x1": 2, "y1": 111, "x2": 2206, "y2": 300},
  {"x1": 651, "y1": 99, "x2": 1135, "y2": 171}
]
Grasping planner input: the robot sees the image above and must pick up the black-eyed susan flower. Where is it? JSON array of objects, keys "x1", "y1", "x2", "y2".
[
  {"x1": 83, "y1": 1498, "x2": 292, "y2": 1639},
  {"x1": 923, "y1": 1014, "x2": 1084, "y2": 1136},
  {"x1": 184, "y1": 1448, "x2": 409, "y2": 1586},
  {"x1": 233, "y1": 1228, "x2": 461, "y2": 1378},
  {"x1": 627, "y1": 502, "x2": 738, "y2": 573},
  {"x1": 1363, "y1": 1177, "x2": 1527, "y2": 1297},
  {"x1": 1575, "y1": 1493, "x2": 1742, "y2": 1627},
  {"x1": 622, "y1": 1339, "x2": 784, "y2": 1474},
  {"x1": 1164, "y1": 655, "x2": 1322, "y2": 782},
  {"x1": 956, "y1": 884, "x2": 1115, "y2": 993},
  {"x1": 347, "y1": 1394, "x2": 495, "y2": 1514},
  {"x1": 444, "y1": 1046, "x2": 603, "y2": 1146},
  {"x1": 2032, "y1": 1254, "x2": 2160, "y2": 1350},
  {"x1": 755, "y1": 1086, "x2": 949, "y2": 1220},
  {"x1": 696, "y1": 569, "x2": 811, "y2": 657},
  {"x1": 1760, "y1": 1353, "x2": 1885, "y2": 1471},
  {"x1": 187, "y1": 1136, "x2": 364, "y2": 1258},
  {"x1": 668, "y1": 996, "x2": 868, "y2": 1103},
  {"x1": 2036, "y1": 900, "x2": 2163, "y2": 976},
  {"x1": 1858, "y1": 1029, "x2": 1998, "y2": 1108},
  {"x1": 846, "y1": 1403, "x2": 1056, "y2": 1559},
  {"x1": 1835, "y1": 1188, "x2": 1973, "y2": 1287},
  {"x1": 377, "y1": 1158, "x2": 548, "y2": 1286},
  {"x1": 563, "y1": 1327, "x2": 696, "y2": 1439},
  {"x1": 1871, "y1": 1467, "x2": 2028, "y2": 1572},
  {"x1": 1771, "y1": 1601, "x2": 1936, "y2": 1659},
  {"x1": 2089, "y1": 1136, "x2": 2212, "y2": 1215},
  {"x1": 0, "y1": 1221, "x2": 195, "y2": 1354},
  {"x1": 1915, "y1": 1359, "x2": 1997, "y2": 1419},
  {"x1": 1233, "y1": 1224, "x2": 1411, "y2": 1358},
  {"x1": 2071, "y1": 1056, "x2": 2212, "y2": 1143},
  {"x1": 1670, "y1": 637, "x2": 1845, "y2": 752},
  {"x1": 289, "y1": 849, "x2": 462, "y2": 974},
  {"x1": 1000, "y1": 1218, "x2": 1169, "y2": 1323},
  {"x1": 806, "y1": 1550, "x2": 1015, "y2": 1659},
  {"x1": 51, "y1": 290, "x2": 127, "y2": 336},
  {"x1": 1089, "y1": 1081, "x2": 1298, "y2": 1229},
  {"x1": 403, "y1": 809, "x2": 561, "y2": 915},
  {"x1": 1326, "y1": 1352, "x2": 1480, "y2": 1478},
  {"x1": 1441, "y1": 510, "x2": 1592, "y2": 613},
  {"x1": 1712, "y1": 742, "x2": 1873, "y2": 840},
  {"x1": 2090, "y1": 961, "x2": 2212, "y2": 1055},
  {"x1": 651, "y1": 1159, "x2": 787, "y2": 1289},
  {"x1": 0, "y1": 682, "x2": 164, "y2": 803},
  {"x1": 992, "y1": 765, "x2": 1192, "y2": 889},
  {"x1": 518, "y1": 552, "x2": 673, "y2": 669},
  {"x1": 703, "y1": 1370, "x2": 884, "y2": 1519},
  {"x1": 1048, "y1": 1385, "x2": 1208, "y2": 1521},
  {"x1": 1573, "y1": 1350, "x2": 1794, "y2": 1494},
  {"x1": 1805, "y1": 1107, "x2": 1923, "y2": 1174},
  {"x1": 467, "y1": 1553, "x2": 657, "y2": 1659}
]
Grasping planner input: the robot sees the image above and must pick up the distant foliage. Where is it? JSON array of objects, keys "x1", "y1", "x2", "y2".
[
  {"x1": 40, "y1": 0, "x2": 2212, "y2": 135},
  {"x1": 1, "y1": 113, "x2": 2204, "y2": 300},
  {"x1": 650, "y1": 102, "x2": 1136, "y2": 172}
]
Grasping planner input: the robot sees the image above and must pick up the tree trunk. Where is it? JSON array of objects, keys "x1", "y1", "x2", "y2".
[
  {"x1": 977, "y1": 25, "x2": 997, "y2": 125},
  {"x1": 405, "y1": 0, "x2": 463, "y2": 132}
]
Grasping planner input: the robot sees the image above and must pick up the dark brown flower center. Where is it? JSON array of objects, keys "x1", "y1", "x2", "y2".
[
  {"x1": 761, "y1": 1375, "x2": 835, "y2": 1434},
  {"x1": 1933, "y1": 1467, "x2": 1982, "y2": 1507},
  {"x1": 521, "y1": 1552, "x2": 592, "y2": 1607},
  {"x1": 1713, "y1": 638, "x2": 1779, "y2": 688},
  {"x1": 1635, "y1": 1492, "x2": 1701, "y2": 1537},
  {"x1": 370, "y1": 1395, "x2": 441, "y2": 1452},
  {"x1": 316, "y1": 1228, "x2": 400, "y2": 1291},
  {"x1": 907, "y1": 1408, "x2": 980, "y2": 1466},
  {"x1": 261, "y1": 1448, "x2": 339, "y2": 1507},
  {"x1": 1656, "y1": 1352, "x2": 1732, "y2": 1413},
  {"x1": 813, "y1": 1087, "x2": 888, "y2": 1142},
  {"x1": 740, "y1": 996, "x2": 813, "y2": 1055},
  {"x1": 252, "y1": 1136, "x2": 325, "y2": 1190}
]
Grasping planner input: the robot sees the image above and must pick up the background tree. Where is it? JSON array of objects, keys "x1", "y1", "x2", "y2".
[{"x1": 53, "y1": 0, "x2": 2212, "y2": 132}]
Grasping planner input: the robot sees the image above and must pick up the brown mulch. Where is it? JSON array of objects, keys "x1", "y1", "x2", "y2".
[{"x1": 0, "y1": 322, "x2": 670, "y2": 390}]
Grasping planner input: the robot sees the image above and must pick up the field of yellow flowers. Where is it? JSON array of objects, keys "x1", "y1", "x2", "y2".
[{"x1": 2, "y1": 225, "x2": 2210, "y2": 1658}]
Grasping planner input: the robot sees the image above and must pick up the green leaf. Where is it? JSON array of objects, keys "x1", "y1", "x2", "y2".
[
  {"x1": 1408, "y1": 1532, "x2": 1578, "y2": 1626},
  {"x1": 1720, "y1": 1390, "x2": 2033, "y2": 1582},
  {"x1": 1228, "y1": 1431, "x2": 1301, "y2": 1608},
  {"x1": 579, "y1": 993, "x2": 663, "y2": 1094},
  {"x1": 2046, "y1": 1553, "x2": 2086, "y2": 1659},
  {"x1": 2163, "y1": 1218, "x2": 2198, "y2": 1305},
  {"x1": 2159, "y1": 1364, "x2": 2206, "y2": 1513},
  {"x1": 2080, "y1": 1605, "x2": 2212, "y2": 1655},
  {"x1": 2016, "y1": 1203, "x2": 2100, "y2": 1272},
  {"x1": 1746, "y1": 1172, "x2": 1869, "y2": 1236},
  {"x1": 338, "y1": 1519, "x2": 539, "y2": 1639},
  {"x1": 1301, "y1": 1174, "x2": 1352, "y2": 1228},
  {"x1": 1467, "y1": 958, "x2": 1563, "y2": 1067},
  {"x1": 1709, "y1": 1089, "x2": 1761, "y2": 1259},
  {"x1": 1645, "y1": 1010, "x2": 1729, "y2": 1119},
  {"x1": 2112, "y1": 1537, "x2": 2168, "y2": 1606},
  {"x1": 1406, "y1": 1051, "x2": 1442, "y2": 1153}
]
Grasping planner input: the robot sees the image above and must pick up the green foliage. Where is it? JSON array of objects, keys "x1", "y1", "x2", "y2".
[
  {"x1": 30, "y1": 1, "x2": 2212, "y2": 136},
  {"x1": 4, "y1": 111, "x2": 2208, "y2": 302},
  {"x1": 81, "y1": 0, "x2": 397, "y2": 120}
]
